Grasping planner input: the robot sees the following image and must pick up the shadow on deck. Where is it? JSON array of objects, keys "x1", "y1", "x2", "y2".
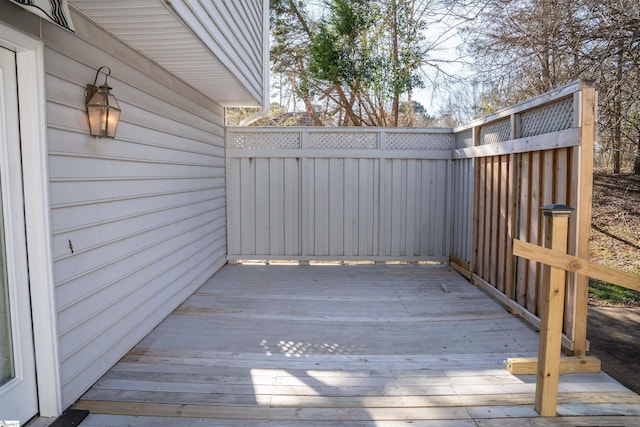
[{"x1": 74, "y1": 264, "x2": 640, "y2": 426}]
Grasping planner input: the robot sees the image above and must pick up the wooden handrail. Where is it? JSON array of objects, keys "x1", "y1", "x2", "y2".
[
  {"x1": 512, "y1": 209, "x2": 639, "y2": 417},
  {"x1": 513, "y1": 240, "x2": 640, "y2": 292}
]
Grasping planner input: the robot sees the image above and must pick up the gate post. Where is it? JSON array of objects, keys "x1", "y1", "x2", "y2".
[{"x1": 535, "y1": 204, "x2": 574, "y2": 417}]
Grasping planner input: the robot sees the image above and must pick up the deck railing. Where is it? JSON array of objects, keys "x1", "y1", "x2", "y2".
[{"x1": 225, "y1": 80, "x2": 597, "y2": 353}]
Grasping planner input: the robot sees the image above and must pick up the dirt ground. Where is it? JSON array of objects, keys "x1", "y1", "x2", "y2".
[
  {"x1": 587, "y1": 307, "x2": 640, "y2": 393},
  {"x1": 586, "y1": 171, "x2": 640, "y2": 394},
  {"x1": 590, "y1": 171, "x2": 640, "y2": 284}
]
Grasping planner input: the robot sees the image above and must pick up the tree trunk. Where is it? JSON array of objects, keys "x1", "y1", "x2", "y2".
[
  {"x1": 635, "y1": 142, "x2": 640, "y2": 175},
  {"x1": 406, "y1": 92, "x2": 413, "y2": 127},
  {"x1": 612, "y1": 44, "x2": 623, "y2": 174},
  {"x1": 294, "y1": 71, "x2": 324, "y2": 126},
  {"x1": 612, "y1": 124, "x2": 622, "y2": 174},
  {"x1": 390, "y1": 0, "x2": 399, "y2": 127},
  {"x1": 335, "y1": 85, "x2": 362, "y2": 126}
]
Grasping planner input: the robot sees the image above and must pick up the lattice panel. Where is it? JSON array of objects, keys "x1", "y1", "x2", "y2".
[
  {"x1": 455, "y1": 129, "x2": 473, "y2": 148},
  {"x1": 308, "y1": 132, "x2": 378, "y2": 149},
  {"x1": 230, "y1": 132, "x2": 300, "y2": 149},
  {"x1": 386, "y1": 133, "x2": 453, "y2": 150},
  {"x1": 521, "y1": 97, "x2": 574, "y2": 137},
  {"x1": 480, "y1": 119, "x2": 511, "y2": 145}
]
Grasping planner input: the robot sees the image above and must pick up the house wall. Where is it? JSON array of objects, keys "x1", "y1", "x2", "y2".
[{"x1": 0, "y1": 6, "x2": 228, "y2": 408}]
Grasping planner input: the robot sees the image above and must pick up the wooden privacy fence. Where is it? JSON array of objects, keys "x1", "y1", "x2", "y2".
[
  {"x1": 450, "y1": 80, "x2": 597, "y2": 355},
  {"x1": 226, "y1": 128, "x2": 453, "y2": 262},
  {"x1": 225, "y1": 80, "x2": 598, "y2": 354}
]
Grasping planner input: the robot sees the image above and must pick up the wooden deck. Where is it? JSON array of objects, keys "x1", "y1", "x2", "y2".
[{"x1": 74, "y1": 264, "x2": 640, "y2": 426}]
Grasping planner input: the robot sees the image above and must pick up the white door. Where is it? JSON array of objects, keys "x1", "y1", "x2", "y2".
[{"x1": 0, "y1": 46, "x2": 38, "y2": 425}]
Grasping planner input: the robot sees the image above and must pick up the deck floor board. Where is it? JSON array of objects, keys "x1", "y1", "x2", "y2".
[{"x1": 75, "y1": 265, "x2": 640, "y2": 426}]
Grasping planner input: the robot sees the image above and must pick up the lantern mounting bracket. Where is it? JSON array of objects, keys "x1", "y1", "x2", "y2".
[{"x1": 85, "y1": 66, "x2": 112, "y2": 104}]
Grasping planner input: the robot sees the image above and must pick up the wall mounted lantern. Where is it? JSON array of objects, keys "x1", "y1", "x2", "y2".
[{"x1": 85, "y1": 66, "x2": 121, "y2": 138}]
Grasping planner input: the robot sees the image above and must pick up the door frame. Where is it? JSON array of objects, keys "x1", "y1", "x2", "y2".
[{"x1": 0, "y1": 24, "x2": 62, "y2": 417}]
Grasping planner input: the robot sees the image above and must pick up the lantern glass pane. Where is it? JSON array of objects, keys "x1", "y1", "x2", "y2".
[
  {"x1": 88, "y1": 105, "x2": 106, "y2": 136},
  {"x1": 88, "y1": 90, "x2": 109, "y2": 136},
  {"x1": 106, "y1": 92, "x2": 120, "y2": 111},
  {"x1": 106, "y1": 108, "x2": 121, "y2": 138},
  {"x1": 105, "y1": 92, "x2": 120, "y2": 138}
]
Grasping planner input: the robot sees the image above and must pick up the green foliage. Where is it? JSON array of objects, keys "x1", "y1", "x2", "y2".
[
  {"x1": 589, "y1": 279, "x2": 640, "y2": 307},
  {"x1": 308, "y1": 0, "x2": 382, "y2": 88},
  {"x1": 271, "y1": 0, "x2": 433, "y2": 126}
]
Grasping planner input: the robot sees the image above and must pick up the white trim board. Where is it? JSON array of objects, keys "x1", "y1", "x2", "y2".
[{"x1": 0, "y1": 24, "x2": 63, "y2": 417}]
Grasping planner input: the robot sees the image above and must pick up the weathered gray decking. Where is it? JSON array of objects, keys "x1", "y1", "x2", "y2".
[{"x1": 74, "y1": 264, "x2": 640, "y2": 426}]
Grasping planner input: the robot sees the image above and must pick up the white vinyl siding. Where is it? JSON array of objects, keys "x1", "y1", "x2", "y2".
[
  {"x1": 67, "y1": 0, "x2": 266, "y2": 106},
  {"x1": 162, "y1": 0, "x2": 266, "y2": 104},
  {"x1": 42, "y1": 16, "x2": 227, "y2": 407}
]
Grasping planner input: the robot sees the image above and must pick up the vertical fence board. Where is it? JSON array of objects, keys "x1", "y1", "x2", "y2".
[
  {"x1": 435, "y1": 161, "x2": 448, "y2": 257},
  {"x1": 269, "y1": 158, "x2": 285, "y2": 255},
  {"x1": 528, "y1": 151, "x2": 542, "y2": 313},
  {"x1": 555, "y1": 149, "x2": 568, "y2": 205},
  {"x1": 552, "y1": 148, "x2": 573, "y2": 334},
  {"x1": 566, "y1": 144, "x2": 581, "y2": 345},
  {"x1": 420, "y1": 161, "x2": 432, "y2": 256},
  {"x1": 542, "y1": 150, "x2": 555, "y2": 205},
  {"x1": 428, "y1": 163, "x2": 438, "y2": 256},
  {"x1": 446, "y1": 159, "x2": 453, "y2": 258},
  {"x1": 464, "y1": 159, "x2": 473, "y2": 261},
  {"x1": 428, "y1": 161, "x2": 439, "y2": 257},
  {"x1": 240, "y1": 158, "x2": 256, "y2": 255},
  {"x1": 470, "y1": 157, "x2": 480, "y2": 274},
  {"x1": 536, "y1": 150, "x2": 555, "y2": 301},
  {"x1": 571, "y1": 85, "x2": 596, "y2": 355},
  {"x1": 314, "y1": 158, "x2": 330, "y2": 256},
  {"x1": 380, "y1": 159, "x2": 392, "y2": 257},
  {"x1": 476, "y1": 157, "x2": 486, "y2": 276},
  {"x1": 302, "y1": 158, "x2": 313, "y2": 257},
  {"x1": 255, "y1": 159, "x2": 270, "y2": 255},
  {"x1": 452, "y1": 161, "x2": 461, "y2": 257},
  {"x1": 505, "y1": 154, "x2": 516, "y2": 300},
  {"x1": 373, "y1": 159, "x2": 381, "y2": 258},
  {"x1": 413, "y1": 161, "x2": 423, "y2": 256},
  {"x1": 329, "y1": 158, "x2": 344, "y2": 256},
  {"x1": 517, "y1": 153, "x2": 530, "y2": 306},
  {"x1": 227, "y1": 158, "x2": 241, "y2": 255},
  {"x1": 284, "y1": 158, "x2": 300, "y2": 255},
  {"x1": 491, "y1": 157, "x2": 500, "y2": 288},
  {"x1": 358, "y1": 159, "x2": 374, "y2": 256},
  {"x1": 343, "y1": 158, "x2": 357, "y2": 256},
  {"x1": 406, "y1": 160, "x2": 417, "y2": 256},
  {"x1": 391, "y1": 159, "x2": 404, "y2": 256},
  {"x1": 402, "y1": 160, "x2": 410, "y2": 256},
  {"x1": 484, "y1": 158, "x2": 493, "y2": 279},
  {"x1": 497, "y1": 155, "x2": 508, "y2": 293}
]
